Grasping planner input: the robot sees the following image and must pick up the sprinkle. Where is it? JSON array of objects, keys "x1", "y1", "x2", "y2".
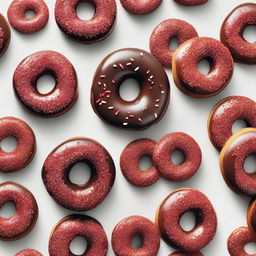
[
  {"x1": 112, "y1": 80, "x2": 116, "y2": 84},
  {"x1": 149, "y1": 86, "x2": 153, "y2": 90},
  {"x1": 100, "y1": 75, "x2": 106, "y2": 79},
  {"x1": 156, "y1": 99, "x2": 160, "y2": 102},
  {"x1": 140, "y1": 52, "x2": 144, "y2": 57},
  {"x1": 113, "y1": 64, "x2": 118, "y2": 68},
  {"x1": 134, "y1": 67, "x2": 140, "y2": 72},
  {"x1": 107, "y1": 95, "x2": 110, "y2": 98},
  {"x1": 101, "y1": 100, "x2": 107, "y2": 104},
  {"x1": 125, "y1": 117, "x2": 129, "y2": 120},
  {"x1": 146, "y1": 70, "x2": 150, "y2": 74},
  {"x1": 126, "y1": 62, "x2": 132, "y2": 66},
  {"x1": 148, "y1": 79, "x2": 152, "y2": 82},
  {"x1": 108, "y1": 106, "x2": 114, "y2": 110},
  {"x1": 138, "y1": 118, "x2": 142, "y2": 122},
  {"x1": 159, "y1": 84, "x2": 163, "y2": 88},
  {"x1": 150, "y1": 75, "x2": 154, "y2": 79},
  {"x1": 98, "y1": 82, "x2": 102, "y2": 86},
  {"x1": 96, "y1": 98, "x2": 102, "y2": 104},
  {"x1": 155, "y1": 104, "x2": 159, "y2": 107},
  {"x1": 119, "y1": 63, "x2": 124, "y2": 70},
  {"x1": 151, "y1": 81, "x2": 155, "y2": 85},
  {"x1": 161, "y1": 90, "x2": 165, "y2": 94},
  {"x1": 105, "y1": 90, "x2": 111, "y2": 94},
  {"x1": 129, "y1": 114, "x2": 135, "y2": 118},
  {"x1": 123, "y1": 122, "x2": 128, "y2": 126},
  {"x1": 115, "y1": 110, "x2": 120, "y2": 116},
  {"x1": 130, "y1": 58, "x2": 134, "y2": 62},
  {"x1": 155, "y1": 113, "x2": 158, "y2": 118}
]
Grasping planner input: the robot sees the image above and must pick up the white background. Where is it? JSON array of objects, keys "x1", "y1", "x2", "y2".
[{"x1": 1, "y1": 0, "x2": 256, "y2": 255}]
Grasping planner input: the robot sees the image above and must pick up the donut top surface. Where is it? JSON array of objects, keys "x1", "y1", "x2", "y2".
[{"x1": 0, "y1": 14, "x2": 11, "y2": 56}]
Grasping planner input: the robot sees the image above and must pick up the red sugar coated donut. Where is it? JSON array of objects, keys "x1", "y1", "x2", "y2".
[
  {"x1": 0, "y1": 14, "x2": 11, "y2": 57},
  {"x1": 111, "y1": 215, "x2": 160, "y2": 256},
  {"x1": 0, "y1": 182, "x2": 38, "y2": 241},
  {"x1": 227, "y1": 227, "x2": 256, "y2": 256},
  {"x1": 172, "y1": 37, "x2": 233, "y2": 98},
  {"x1": 221, "y1": 3, "x2": 256, "y2": 64},
  {"x1": 208, "y1": 96, "x2": 256, "y2": 150},
  {"x1": 153, "y1": 132, "x2": 202, "y2": 182},
  {"x1": 120, "y1": 0, "x2": 162, "y2": 15},
  {"x1": 13, "y1": 50, "x2": 78, "y2": 118},
  {"x1": 156, "y1": 188, "x2": 217, "y2": 252},
  {"x1": 55, "y1": 0, "x2": 116, "y2": 44},
  {"x1": 169, "y1": 252, "x2": 203, "y2": 256},
  {"x1": 247, "y1": 199, "x2": 256, "y2": 237},
  {"x1": 0, "y1": 117, "x2": 36, "y2": 173},
  {"x1": 42, "y1": 137, "x2": 116, "y2": 211},
  {"x1": 16, "y1": 249, "x2": 43, "y2": 256},
  {"x1": 120, "y1": 138, "x2": 160, "y2": 187},
  {"x1": 220, "y1": 128, "x2": 256, "y2": 197},
  {"x1": 49, "y1": 215, "x2": 108, "y2": 256},
  {"x1": 174, "y1": 0, "x2": 208, "y2": 6},
  {"x1": 150, "y1": 19, "x2": 198, "y2": 68},
  {"x1": 8, "y1": 0, "x2": 49, "y2": 34}
]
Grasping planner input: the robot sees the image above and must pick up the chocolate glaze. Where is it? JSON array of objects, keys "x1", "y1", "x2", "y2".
[
  {"x1": 91, "y1": 48, "x2": 170, "y2": 130},
  {"x1": 0, "y1": 14, "x2": 11, "y2": 57},
  {"x1": 247, "y1": 199, "x2": 256, "y2": 236}
]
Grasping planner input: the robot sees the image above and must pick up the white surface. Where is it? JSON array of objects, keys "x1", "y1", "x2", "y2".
[{"x1": 0, "y1": 0, "x2": 256, "y2": 255}]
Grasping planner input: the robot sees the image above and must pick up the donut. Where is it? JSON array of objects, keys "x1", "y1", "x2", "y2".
[
  {"x1": 156, "y1": 188, "x2": 217, "y2": 252},
  {"x1": 153, "y1": 133, "x2": 202, "y2": 182},
  {"x1": 8, "y1": 0, "x2": 49, "y2": 34},
  {"x1": 0, "y1": 14, "x2": 11, "y2": 57},
  {"x1": 208, "y1": 96, "x2": 256, "y2": 150},
  {"x1": 120, "y1": 0, "x2": 162, "y2": 15},
  {"x1": 173, "y1": 0, "x2": 208, "y2": 6},
  {"x1": 247, "y1": 199, "x2": 256, "y2": 237},
  {"x1": 227, "y1": 227, "x2": 256, "y2": 256},
  {"x1": 16, "y1": 249, "x2": 43, "y2": 256},
  {"x1": 42, "y1": 137, "x2": 115, "y2": 211},
  {"x1": 172, "y1": 37, "x2": 233, "y2": 98},
  {"x1": 169, "y1": 252, "x2": 203, "y2": 256},
  {"x1": 111, "y1": 215, "x2": 160, "y2": 256},
  {"x1": 120, "y1": 138, "x2": 160, "y2": 187},
  {"x1": 13, "y1": 50, "x2": 78, "y2": 118},
  {"x1": 91, "y1": 48, "x2": 170, "y2": 130},
  {"x1": 49, "y1": 215, "x2": 108, "y2": 256},
  {"x1": 150, "y1": 19, "x2": 198, "y2": 68},
  {"x1": 221, "y1": 3, "x2": 256, "y2": 64},
  {"x1": 0, "y1": 117, "x2": 36, "y2": 173},
  {"x1": 219, "y1": 128, "x2": 256, "y2": 196},
  {"x1": 55, "y1": 0, "x2": 116, "y2": 44},
  {"x1": 0, "y1": 182, "x2": 38, "y2": 241}
]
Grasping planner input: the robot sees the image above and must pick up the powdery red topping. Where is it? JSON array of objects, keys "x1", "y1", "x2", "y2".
[
  {"x1": 169, "y1": 252, "x2": 203, "y2": 256},
  {"x1": 111, "y1": 215, "x2": 160, "y2": 256},
  {"x1": 49, "y1": 215, "x2": 108, "y2": 256},
  {"x1": 174, "y1": 0, "x2": 208, "y2": 5},
  {"x1": 0, "y1": 27, "x2": 4, "y2": 49},
  {"x1": 15, "y1": 249, "x2": 43, "y2": 256},
  {"x1": 120, "y1": 0, "x2": 162, "y2": 15},
  {"x1": 120, "y1": 138, "x2": 160, "y2": 187},
  {"x1": 13, "y1": 50, "x2": 78, "y2": 117},
  {"x1": 55, "y1": 0, "x2": 116, "y2": 43},
  {"x1": 153, "y1": 132, "x2": 202, "y2": 182},
  {"x1": 42, "y1": 137, "x2": 115, "y2": 211},
  {"x1": 0, "y1": 182, "x2": 38, "y2": 241},
  {"x1": 227, "y1": 227, "x2": 256, "y2": 256},
  {"x1": 157, "y1": 188, "x2": 217, "y2": 252},
  {"x1": 0, "y1": 14, "x2": 11, "y2": 57},
  {"x1": 8, "y1": 0, "x2": 49, "y2": 34},
  {"x1": 208, "y1": 96, "x2": 256, "y2": 150},
  {"x1": 150, "y1": 19, "x2": 198, "y2": 68},
  {"x1": 0, "y1": 116, "x2": 36, "y2": 173}
]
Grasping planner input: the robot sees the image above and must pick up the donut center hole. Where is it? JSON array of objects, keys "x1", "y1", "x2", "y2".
[
  {"x1": 244, "y1": 154, "x2": 256, "y2": 174},
  {"x1": 197, "y1": 58, "x2": 212, "y2": 74},
  {"x1": 25, "y1": 9, "x2": 36, "y2": 19},
  {"x1": 70, "y1": 236, "x2": 88, "y2": 255},
  {"x1": 119, "y1": 79, "x2": 141, "y2": 102},
  {"x1": 0, "y1": 136, "x2": 17, "y2": 153},
  {"x1": 76, "y1": 2, "x2": 95, "y2": 20},
  {"x1": 171, "y1": 150, "x2": 185, "y2": 166},
  {"x1": 244, "y1": 242, "x2": 256, "y2": 254},
  {"x1": 243, "y1": 25, "x2": 256, "y2": 43},
  {"x1": 139, "y1": 156, "x2": 153, "y2": 171},
  {"x1": 179, "y1": 211, "x2": 196, "y2": 232},
  {"x1": 131, "y1": 234, "x2": 143, "y2": 249},
  {"x1": 69, "y1": 162, "x2": 91, "y2": 186},
  {"x1": 36, "y1": 74, "x2": 56, "y2": 95},
  {"x1": 169, "y1": 37, "x2": 179, "y2": 50},
  {"x1": 232, "y1": 120, "x2": 247, "y2": 133},
  {"x1": 0, "y1": 202, "x2": 16, "y2": 218}
]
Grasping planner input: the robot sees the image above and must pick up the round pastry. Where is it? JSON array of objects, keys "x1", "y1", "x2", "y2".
[
  {"x1": 156, "y1": 188, "x2": 217, "y2": 252},
  {"x1": 208, "y1": 96, "x2": 256, "y2": 150},
  {"x1": 153, "y1": 132, "x2": 202, "y2": 182},
  {"x1": 172, "y1": 37, "x2": 233, "y2": 98},
  {"x1": 49, "y1": 215, "x2": 108, "y2": 256},
  {"x1": 42, "y1": 137, "x2": 115, "y2": 211},
  {"x1": 247, "y1": 199, "x2": 256, "y2": 236},
  {"x1": 111, "y1": 215, "x2": 160, "y2": 256},
  {"x1": 0, "y1": 117, "x2": 36, "y2": 173},
  {"x1": 227, "y1": 227, "x2": 256, "y2": 256},
  {"x1": 120, "y1": 0, "x2": 162, "y2": 15},
  {"x1": 150, "y1": 19, "x2": 198, "y2": 68},
  {"x1": 221, "y1": 3, "x2": 256, "y2": 64},
  {"x1": 8, "y1": 0, "x2": 49, "y2": 34},
  {"x1": 120, "y1": 138, "x2": 160, "y2": 187},
  {"x1": 16, "y1": 249, "x2": 43, "y2": 256},
  {"x1": 55, "y1": 0, "x2": 116, "y2": 44},
  {"x1": 91, "y1": 48, "x2": 170, "y2": 130},
  {"x1": 0, "y1": 14, "x2": 11, "y2": 57},
  {"x1": 0, "y1": 182, "x2": 38, "y2": 241},
  {"x1": 169, "y1": 252, "x2": 203, "y2": 256},
  {"x1": 219, "y1": 128, "x2": 256, "y2": 196},
  {"x1": 13, "y1": 50, "x2": 78, "y2": 118},
  {"x1": 174, "y1": 0, "x2": 208, "y2": 6}
]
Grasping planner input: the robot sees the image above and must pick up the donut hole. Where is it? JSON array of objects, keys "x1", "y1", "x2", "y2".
[
  {"x1": 179, "y1": 211, "x2": 197, "y2": 232},
  {"x1": 244, "y1": 242, "x2": 256, "y2": 254},
  {"x1": 76, "y1": 1, "x2": 95, "y2": 21},
  {"x1": 119, "y1": 78, "x2": 141, "y2": 102},
  {"x1": 70, "y1": 236, "x2": 88, "y2": 255},
  {"x1": 244, "y1": 154, "x2": 256, "y2": 174},
  {"x1": 139, "y1": 156, "x2": 153, "y2": 171},
  {"x1": 243, "y1": 25, "x2": 256, "y2": 43},
  {"x1": 0, "y1": 136, "x2": 17, "y2": 153},
  {"x1": 69, "y1": 162, "x2": 92, "y2": 186},
  {"x1": 171, "y1": 150, "x2": 185, "y2": 166},
  {"x1": 131, "y1": 234, "x2": 143, "y2": 249},
  {"x1": 0, "y1": 202, "x2": 16, "y2": 218},
  {"x1": 36, "y1": 74, "x2": 56, "y2": 95},
  {"x1": 197, "y1": 57, "x2": 213, "y2": 75},
  {"x1": 169, "y1": 37, "x2": 179, "y2": 50},
  {"x1": 25, "y1": 9, "x2": 36, "y2": 19},
  {"x1": 232, "y1": 120, "x2": 248, "y2": 133}
]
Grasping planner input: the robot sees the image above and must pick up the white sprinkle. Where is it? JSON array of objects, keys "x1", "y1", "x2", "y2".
[
  {"x1": 113, "y1": 64, "x2": 118, "y2": 68},
  {"x1": 98, "y1": 82, "x2": 102, "y2": 86},
  {"x1": 107, "y1": 95, "x2": 110, "y2": 98},
  {"x1": 138, "y1": 118, "x2": 142, "y2": 122},
  {"x1": 146, "y1": 70, "x2": 150, "y2": 74},
  {"x1": 126, "y1": 117, "x2": 129, "y2": 120},
  {"x1": 101, "y1": 100, "x2": 107, "y2": 104},
  {"x1": 130, "y1": 58, "x2": 134, "y2": 62},
  {"x1": 123, "y1": 122, "x2": 128, "y2": 126},
  {"x1": 155, "y1": 99, "x2": 160, "y2": 102},
  {"x1": 134, "y1": 67, "x2": 140, "y2": 72},
  {"x1": 155, "y1": 104, "x2": 159, "y2": 107},
  {"x1": 100, "y1": 75, "x2": 106, "y2": 78},
  {"x1": 151, "y1": 81, "x2": 154, "y2": 85},
  {"x1": 155, "y1": 113, "x2": 158, "y2": 118},
  {"x1": 126, "y1": 62, "x2": 132, "y2": 66},
  {"x1": 150, "y1": 75, "x2": 154, "y2": 79},
  {"x1": 108, "y1": 106, "x2": 114, "y2": 110},
  {"x1": 140, "y1": 52, "x2": 144, "y2": 57},
  {"x1": 161, "y1": 90, "x2": 165, "y2": 94}
]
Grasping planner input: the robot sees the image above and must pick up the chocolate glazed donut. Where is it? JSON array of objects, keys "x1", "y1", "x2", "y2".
[
  {"x1": 0, "y1": 14, "x2": 11, "y2": 57},
  {"x1": 91, "y1": 48, "x2": 170, "y2": 130}
]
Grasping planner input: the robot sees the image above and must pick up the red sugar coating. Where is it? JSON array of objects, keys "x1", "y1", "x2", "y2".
[
  {"x1": 208, "y1": 96, "x2": 256, "y2": 150},
  {"x1": 169, "y1": 252, "x2": 203, "y2": 256},
  {"x1": 120, "y1": 138, "x2": 160, "y2": 187},
  {"x1": 0, "y1": 182, "x2": 38, "y2": 241},
  {"x1": 111, "y1": 215, "x2": 160, "y2": 256},
  {"x1": 174, "y1": 0, "x2": 208, "y2": 6},
  {"x1": 153, "y1": 132, "x2": 202, "y2": 182},
  {"x1": 8, "y1": 0, "x2": 49, "y2": 34},
  {"x1": 221, "y1": 3, "x2": 256, "y2": 64},
  {"x1": 0, "y1": 117, "x2": 36, "y2": 173},
  {"x1": 13, "y1": 50, "x2": 78, "y2": 118},
  {"x1": 16, "y1": 249, "x2": 43, "y2": 256},
  {"x1": 227, "y1": 227, "x2": 256, "y2": 256},
  {"x1": 55, "y1": 0, "x2": 116, "y2": 44},
  {"x1": 0, "y1": 14, "x2": 11, "y2": 57},
  {"x1": 173, "y1": 37, "x2": 233, "y2": 98},
  {"x1": 156, "y1": 188, "x2": 217, "y2": 252},
  {"x1": 42, "y1": 137, "x2": 115, "y2": 211},
  {"x1": 120, "y1": 0, "x2": 162, "y2": 15},
  {"x1": 49, "y1": 215, "x2": 108, "y2": 256},
  {"x1": 150, "y1": 19, "x2": 198, "y2": 68}
]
